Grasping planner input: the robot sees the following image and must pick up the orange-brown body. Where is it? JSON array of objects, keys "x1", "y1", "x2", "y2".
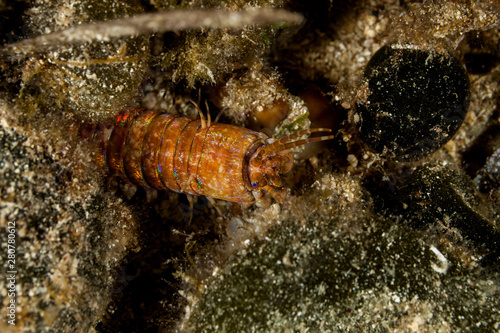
[{"x1": 99, "y1": 108, "x2": 333, "y2": 205}]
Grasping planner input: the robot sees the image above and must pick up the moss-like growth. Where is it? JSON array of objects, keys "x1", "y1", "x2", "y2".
[
  {"x1": 161, "y1": 27, "x2": 270, "y2": 87},
  {"x1": 19, "y1": 0, "x2": 149, "y2": 121},
  {"x1": 156, "y1": 0, "x2": 285, "y2": 87},
  {"x1": 210, "y1": 65, "x2": 310, "y2": 138}
]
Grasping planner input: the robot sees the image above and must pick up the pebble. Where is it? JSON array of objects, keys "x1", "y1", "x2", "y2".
[{"x1": 355, "y1": 43, "x2": 470, "y2": 161}]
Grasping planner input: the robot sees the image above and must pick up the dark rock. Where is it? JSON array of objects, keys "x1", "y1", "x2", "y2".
[
  {"x1": 395, "y1": 164, "x2": 499, "y2": 268},
  {"x1": 356, "y1": 43, "x2": 470, "y2": 161},
  {"x1": 183, "y1": 179, "x2": 500, "y2": 331}
]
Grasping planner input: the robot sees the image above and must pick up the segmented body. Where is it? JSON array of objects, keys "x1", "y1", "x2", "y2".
[{"x1": 94, "y1": 108, "x2": 333, "y2": 205}]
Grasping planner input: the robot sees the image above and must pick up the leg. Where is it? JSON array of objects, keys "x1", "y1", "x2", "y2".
[
  {"x1": 263, "y1": 185, "x2": 288, "y2": 206},
  {"x1": 214, "y1": 107, "x2": 227, "y2": 123},
  {"x1": 186, "y1": 194, "x2": 195, "y2": 225},
  {"x1": 190, "y1": 100, "x2": 207, "y2": 129},
  {"x1": 252, "y1": 189, "x2": 272, "y2": 208},
  {"x1": 206, "y1": 196, "x2": 224, "y2": 218},
  {"x1": 204, "y1": 100, "x2": 212, "y2": 127},
  {"x1": 181, "y1": 174, "x2": 196, "y2": 193}
]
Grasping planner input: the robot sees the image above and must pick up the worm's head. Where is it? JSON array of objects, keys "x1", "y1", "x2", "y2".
[
  {"x1": 247, "y1": 128, "x2": 334, "y2": 197},
  {"x1": 248, "y1": 144, "x2": 294, "y2": 190},
  {"x1": 247, "y1": 129, "x2": 333, "y2": 206}
]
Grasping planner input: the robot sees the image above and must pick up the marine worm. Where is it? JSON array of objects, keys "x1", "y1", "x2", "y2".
[{"x1": 91, "y1": 108, "x2": 334, "y2": 207}]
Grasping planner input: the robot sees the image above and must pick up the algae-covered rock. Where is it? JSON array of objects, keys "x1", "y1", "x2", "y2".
[
  {"x1": 182, "y1": 175, "x2": 499, "y2": 332},
  {"x1": 395, "y1": 164, "x2": 499, "y2": 268},
  {"x1": 0, "y1": 101, "x2": 140, "y2": 332},
  {"x1": 19, "y1": 0, "x2": 149, "y2": 121}
]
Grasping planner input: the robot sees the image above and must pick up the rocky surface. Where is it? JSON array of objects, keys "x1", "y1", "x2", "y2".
[{"x1": 0, "y1": 1, "x2": 499, "y2": 332}]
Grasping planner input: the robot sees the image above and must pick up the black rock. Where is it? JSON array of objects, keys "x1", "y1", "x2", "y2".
[
  {"x1": 396, "y1": 164, "x2": 499, "y2": 268},
  {"x1": 356, "y1": 43, "x2": 470, "y2": 161}
]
